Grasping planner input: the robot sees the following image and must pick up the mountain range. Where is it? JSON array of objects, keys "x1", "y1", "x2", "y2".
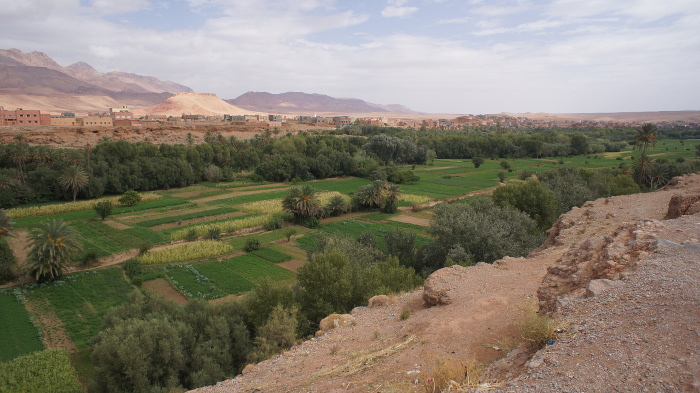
[
  {"x1": 0, "y1": 48, "x2": 415, "y2": 115},
  {"x1": 227, "y1": 91, "x2": 414, "y2": 114}
]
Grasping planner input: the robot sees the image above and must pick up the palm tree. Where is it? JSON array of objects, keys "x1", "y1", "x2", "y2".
[
  {"x1": 356, "y1": 180, "x2": 387, "y2": 209},
  {"x1": 634, "y1": 123, "x2": 658, "y2": 159},
  {"x1": 11, "y1": 135, "x2": 29, "y2": 185},
  {"x1": 282, "y1": 185, "x2": 322, "y2": 220},
  {"x1": 0, "y1": 209, "x2": 14, "y2": 240},
  {"x1": 326, "y1": 195, "x2": 349, "y2": 217},
  {"x1": 382, "y1": 183, "x2": 401, "y2": 213},
  {"x1": 58, "y1": 165, "x2": 89, "y2": 201},
  {"x1": 633, "y1": 123, "x2": 659, "y2": 186},
  {"x1": 26, "y1": 220, "x2": 83, "y2": 282}
]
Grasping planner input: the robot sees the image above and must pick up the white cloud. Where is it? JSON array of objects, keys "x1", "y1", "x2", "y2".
[
  {"x1": 381, "y1": 0, "x2": 418, "y2": 18},
  {"x1": 90, "y1": 0, "x2": 151, "y2": 15}
]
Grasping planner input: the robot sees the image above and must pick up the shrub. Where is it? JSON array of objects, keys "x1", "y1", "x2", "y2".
[
  {"x1": 138, "y1": 242, "x2": 152, "y2": 256},
  {"x1": 498, "y1": 171, "x2": 506, "y2": 182},
  {"x1": 520, "y1": 302, "x2": 561, "y2": 350},
  {"x1": 185, "y1": 228, "x2": 198, "y2": 242},
  {"x1": 81, "y1": 251, "x2": 99, "y2": 267},
  {"x1": 118, "y1": 190, "x2": 141, "y2": 206},
  {"x1": 400, "y1": 308, "x2": 411, "y2": 320},
  {"x1": 0, "y1": 244, "x2": 17, "y2": 284},
  {"x1": 205, "y1": 227, "x2": 222, "y2": 241},
  {"x1": 284, "y1": 227, "x2": 297, "y2": 242},
  {"x1": 264, "y1": 216, "x2": 284, "y2": 231},
  {"x1": 244, "y1": 238, "x2": 261, "y2": 252},
  {"x1": 499, "y1": 160, "x2": 511, "y2": 170},
  {"x1": 492, "y1": 178, "x2": 558, "y2": 231},
  {"x1": 247, "y1": 305, "x2": 297, "y2": 363},
  {"x1": 300, "y1": 216, "x2": 320, "y2": 229},
  {"x1": 93, "y1": 200, "x2": 113, "y2": 221},
  {"x1": 471, "y1": 157, "x2": 484, "y2": 168},
  {"x1": 202, "y1": 165, "x2": 222, "y2": 182},
  {"x1": 122, "y1": 258, "x2": 141, "y2": 278}
]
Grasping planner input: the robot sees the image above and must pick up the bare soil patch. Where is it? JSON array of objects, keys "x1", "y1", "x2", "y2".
[
  {"x1": 276, "y1": 260, "x2": 305, "y2": 274},
  {"x1": 388, "y1": 214, "x2": 430, "y2": 227},
  {"x1": 143, "y1": 278, "x2": 188, "y2": 305},
  {"x1": 24, "y1": 298, "x2": 77, "y2": 352}
]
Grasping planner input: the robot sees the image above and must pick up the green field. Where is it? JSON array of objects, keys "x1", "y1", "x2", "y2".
[
  {"x1": 251, "y1": 247, "x2": 293, "y2": 263},
  {"x1": 25, "y1": 269, "x2": 134, "y2": 349},
  {"x1": 0, "y1": 293, "x2": 44, "y2": 361}
]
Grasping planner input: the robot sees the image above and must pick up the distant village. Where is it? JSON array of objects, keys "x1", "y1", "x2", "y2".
[{"x1": 1, "y1": 105, "x2": 698, "y2": 130}]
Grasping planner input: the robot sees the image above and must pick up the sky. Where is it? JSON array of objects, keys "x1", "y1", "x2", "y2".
[{"x1": 1, "y1": 0, "x2": 699, "y2": 114}]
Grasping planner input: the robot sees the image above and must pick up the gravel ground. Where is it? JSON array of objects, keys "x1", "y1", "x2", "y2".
[{"x1": 493, "y1": 213, "x2": 700, "y2": 393}]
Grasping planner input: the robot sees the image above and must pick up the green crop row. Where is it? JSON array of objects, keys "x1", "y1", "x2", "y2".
[
  {"x1": 170, "y1": 214, "x2": 272, "y2": 241},
  {"x1": 138, "y1": 240, "x2": 235, "y2": 265}
]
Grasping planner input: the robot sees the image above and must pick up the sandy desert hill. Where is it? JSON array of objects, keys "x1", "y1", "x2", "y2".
[{"x1": 135, "y1": 93, "x2": 256, "y2": 117}]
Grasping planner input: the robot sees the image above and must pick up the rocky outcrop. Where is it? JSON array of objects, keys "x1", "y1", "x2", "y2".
[
  {"x1": 665, "y1": 193, "x2": 700, "y2": 219},
  {"x1": 367, "y1": 295, "x2": 391, "y2": 308},
  {"x1": 537, "y1": 219, "x2": 661, "y2": 314}
]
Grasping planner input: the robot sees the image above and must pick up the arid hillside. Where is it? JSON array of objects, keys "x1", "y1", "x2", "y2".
[{"x1": 191, "y1": 174, "x2": 700, "y2": 393}]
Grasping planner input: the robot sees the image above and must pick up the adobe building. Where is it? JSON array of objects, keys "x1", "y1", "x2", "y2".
[{"x1": 0, "y1": 107, "x2": 51, "y2": 126}]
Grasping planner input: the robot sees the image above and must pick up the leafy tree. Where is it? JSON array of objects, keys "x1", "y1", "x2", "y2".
[
  {"x1": 471, "y1": 157, "x2": 484, "y2": 168},
  {"x1": 91, "y1": 291, "x2": 251, "y2": 392},
  {"x1": 500, "y1": 160, "x2": 511, "y2": 170},
  {"x1": 570, "y1": 134, "x2": 589, "y2": 155},
  {"x1": 58, "y1": 165, "x2": 89, "y2": 201},
  {"x1": 202, "y1": 164, "x2": 222, "y2": 182},
  {"x1": 492, "y1": 178, "x2": 558, "y2": 231},
  {"x1": 384, "y1": 230, "x2": 416, "y2": 267},
  {"x1": 421, "y1": 199, "x2": 543, "y2": 269},
  {"x1": 247, "y1": 305, "x2": 298, "y2": 363},
  {"x1": 541, "y1": 167, "x2": 601, "y2": 214},
  {"x1": 118, "y1": 190, "x2": 141, "y2": 206},
  {"x1": 25, "y1": 220, "x2": 83, "y2": 282},
  {"x1": 93, "y1": 200, "x2": 113, "y2": 221},
  {"x1": 284, "y1": 227, "x2": 297, "y2": 242},
  {"x1": 282, "y1": 185, "x2": 322, "y2": 221}
]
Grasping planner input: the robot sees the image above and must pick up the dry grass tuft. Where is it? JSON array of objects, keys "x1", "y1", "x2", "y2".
[
  {"x1": 519, "y1": 301, "x2": 564, "y2": 350},
  {"x1": 310, "y1": 335, "x2": 416, "y2": 380},
  {"x1": 423, "y1": 358, "x2": 495, "y2": 393}
]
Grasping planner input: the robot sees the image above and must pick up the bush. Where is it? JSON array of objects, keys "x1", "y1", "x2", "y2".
[
  {"x1": 138, "y1": 242, "x2": 152, "y2": 256},
  {"x1": 205, "y1": 227, "x2": 222, "y2": 241},
  {"x1": 264, "y1": 216, "x2": 284, "y2": 231},
  {"x1": 284, "y1": 227, "x2": 297, "y2": 242},
  {"x1": 499, "y1": 160, "x2": 511, "y2": 170},
  {"x1": 122, "y1": 258, "x2": 141, "y2": 279},
  {"x1": 400, "y1": 308, "x2": 411, "y2": 320},
  {"x1": 471, "y1": 157, "x2": 484, "y2": 168},
  {"x1": 118, "y1": 190, "x2": 141, "y2": 206},
  {"x1": 202, "y1": 165, "x2": 222, "y2": 182},
  {"x1": 300, "y1": 216, "x2": 320, "y2": 229},
  {"x1": 244, "y1": 238, "x2": 261, "y2": 252},
  {"x1": 81, "y1": 251, "x2": 99, "y2": 267},
  {"x1": 93, "y1": 200, "x2": 113, "y2": 221},
  {"x1": 185, "y1": 228, "x2": 198, "y2": 242}
]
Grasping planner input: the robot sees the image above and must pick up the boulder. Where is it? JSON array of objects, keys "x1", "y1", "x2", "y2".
[
  {"x1": 319, "y1": 313, "x2": 355, "y2": 331},
  {"x1": 368, "y1": 295, "x2": 391, "y2": 307},
  {"x1": 422, "y1": 265, "x2": 470, "y2": 306},
  {"x1": 586, "y1": 279, "x2": 622, "y2": 297},
  {"x1": 241, "y1": 364, "x2": 256, "y2": 375}
]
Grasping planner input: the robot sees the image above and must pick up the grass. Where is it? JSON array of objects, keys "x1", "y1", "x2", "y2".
[
  {"x1": 133, "y1": 207, "x2": 237, "y2": 227},
  {"x1": 72, "y1": 220, "x2": 145, "y2": 258},
  {"x1": 251, "y1": 247, "x2": 293, "y2": 263},
  {"x1": 123, "y1": 227, "x2": 168, "y2": 245},
  {"x1": 188, "y1": 262, "x2": 257, "y2": 296},
  {"x1": 310, "y1": 177, "x2": 371, "y2": 193},
  {"x1": 164, "y1": 264, "x2": 232, "y2": 300},
  {"x1": 217, "y1": 254, "x2": 296, "y2": 284},
  {"x1": 24, "y1": 268, "x2": 134, "y2": 350},
  {"x1": 205, "y1": 190, "x2": 290, "y2": 207},
  {"x1": 0, "y1": 293, "x2": 44, "y2": 362}
]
